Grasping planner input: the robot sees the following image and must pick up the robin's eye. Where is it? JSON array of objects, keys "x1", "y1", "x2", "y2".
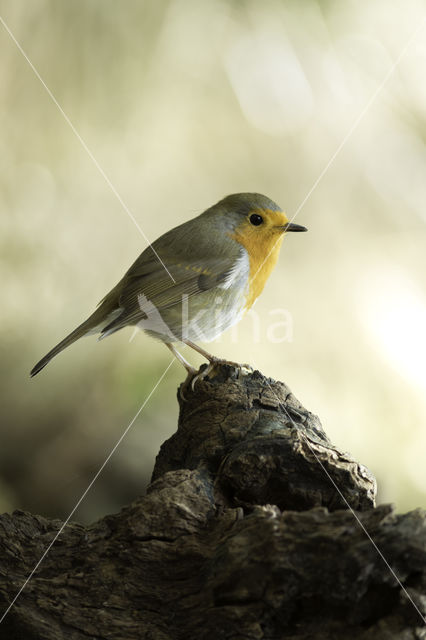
[{"x1": 249, "y1": 214, "x2": 263, "y2": 226}]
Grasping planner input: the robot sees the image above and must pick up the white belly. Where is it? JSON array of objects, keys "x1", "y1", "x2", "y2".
[
  {"x1": 185, "y1": 251, "x2": 249, "y2": 342},
  {"x1": 143, "y1": 251, "x2": 250, "y2": 344}
]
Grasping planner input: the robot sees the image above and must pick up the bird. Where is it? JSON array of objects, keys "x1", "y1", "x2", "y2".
[{"x1": 30, "y1": 193, "x2": 307, "y2": 378}]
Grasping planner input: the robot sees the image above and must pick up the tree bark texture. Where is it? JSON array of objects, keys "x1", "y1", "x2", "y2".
[{"x1": 0, "y1": 365, "x2": 425, "y2": 639}]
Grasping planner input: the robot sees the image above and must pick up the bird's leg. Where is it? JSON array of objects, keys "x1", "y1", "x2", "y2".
[
  {"x1": 182, "y1": 339, "x2": 218, "y2": 363},
  {"x1": 165, "y1": 343, "x2": 197, "y2": 375},
  {"x1": 165, "y1": 343, "x2": 198, "y2": 401},
  {"x1": 183, "y1": 339, "x2": 253, "y2": 389},
  {"x1": 183, "y1": 339, "x2": 252, "y2": 369}
]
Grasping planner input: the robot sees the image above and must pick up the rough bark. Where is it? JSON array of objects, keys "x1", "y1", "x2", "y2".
[{"x1": 0, "y1": 364, "x2": 425, "y2": 640}]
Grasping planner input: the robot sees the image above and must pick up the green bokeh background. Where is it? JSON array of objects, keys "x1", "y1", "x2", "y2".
[{"x1": 1, "y1": 0, "x2": 425, "y2": 522}]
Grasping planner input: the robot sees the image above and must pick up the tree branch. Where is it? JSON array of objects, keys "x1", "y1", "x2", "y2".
[{"x1": 0, "y1": 365, "x2": 424, "y2": 639}]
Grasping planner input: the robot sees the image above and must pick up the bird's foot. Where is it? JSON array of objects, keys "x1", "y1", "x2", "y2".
[
  {"x1": 179, "y1": 358, "x2": 253, "y2": 400},
  {"x1": 190, "y1": 358, "x2": 253, "y2": 391},
  {"x1": 179, "y1": 366, "x2": 198, "y2": 401}
]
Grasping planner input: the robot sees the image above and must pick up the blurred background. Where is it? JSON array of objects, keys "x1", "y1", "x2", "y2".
[{"x1": 1, "y1": 0, "x2": 425, "y2": 522}]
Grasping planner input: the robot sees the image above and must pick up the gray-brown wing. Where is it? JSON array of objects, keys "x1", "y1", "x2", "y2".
[{"x1": 101, "y1": 255, "x2": 237, "y2": 334}]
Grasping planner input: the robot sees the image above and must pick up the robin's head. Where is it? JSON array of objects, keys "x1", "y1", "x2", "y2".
[
  {"x1": 209, "y1": 192, "x2": 306, "y2": 237},
  {"x1": 206, "y1": 193, "x2": 307, "y2": 307},
  {"x1": 209, "y1": 192, "x2": 306, "y2": 254}
]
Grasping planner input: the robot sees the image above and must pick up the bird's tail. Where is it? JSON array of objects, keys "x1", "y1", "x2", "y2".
[{"x1": 30, "y1": 303, "x2": 121, "y2": 377}]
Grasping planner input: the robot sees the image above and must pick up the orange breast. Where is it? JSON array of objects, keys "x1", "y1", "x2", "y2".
[{"x1": 231, "y1": 222, "x2": 284, "y2": 310}]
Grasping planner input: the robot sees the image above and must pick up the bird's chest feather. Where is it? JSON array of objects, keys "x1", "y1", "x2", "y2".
[{"x1": 231, "y1": 229, "x2": 283, "y2": 310}]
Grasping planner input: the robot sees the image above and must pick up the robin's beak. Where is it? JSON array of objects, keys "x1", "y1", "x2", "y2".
[{"x1": 278, "y1": 222, "x2": 308, "y2": 233}]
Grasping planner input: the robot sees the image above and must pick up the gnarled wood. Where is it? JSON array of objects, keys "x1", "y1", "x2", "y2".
[{"x1": 0, "y1": 365, "x2": 424, "y2": 639}]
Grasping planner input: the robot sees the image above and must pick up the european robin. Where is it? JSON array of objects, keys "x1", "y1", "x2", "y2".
[{"x1": 30, "y1": 193, "x2": 307, "y2": 377}]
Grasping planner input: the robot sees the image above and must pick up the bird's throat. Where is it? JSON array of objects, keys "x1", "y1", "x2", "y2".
[{"x1": 231, "y1": 229, "x2": 284, "y2": 310}]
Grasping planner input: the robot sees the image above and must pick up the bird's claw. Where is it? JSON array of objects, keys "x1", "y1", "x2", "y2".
[
  {"x1": 208, "y1": 358, "x2": 253, "y2": 373},
  {"x1": 191, "y1": 362, "x2": 214, "y2": 391},
  {"x1": 179, "y1": 360, "x2": 253, "y2": 401},
  {"x1": 191, "y1": 359, "x2": 253, "y2": 391},
  {"x1": 178, "y1": 366, "x2": 197, "y2": 401}
]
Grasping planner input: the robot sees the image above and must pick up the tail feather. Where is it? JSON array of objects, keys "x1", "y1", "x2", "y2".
[
  {"x1": 30, "y1": 306, "x2": 122, "y2": 377},
  {"x1": 30, "y1": 319, "x2": 93, "y2": 377}
]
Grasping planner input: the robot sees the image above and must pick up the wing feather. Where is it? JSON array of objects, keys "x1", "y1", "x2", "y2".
[{"x1": 100, "y1": 256, "x2": 237, "y2": 334}]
